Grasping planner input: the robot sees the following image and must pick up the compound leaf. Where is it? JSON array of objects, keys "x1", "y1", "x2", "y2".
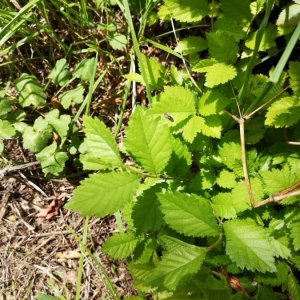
[
  {"x1": 64, "y1": 171, "x2": 140, "y2": 217},
  {"x1": 224, "y1": 219, "x2": 276, "y2": 273},
  {"x1": 158, "y1": 192, "x2": 219, "y2": 237}
]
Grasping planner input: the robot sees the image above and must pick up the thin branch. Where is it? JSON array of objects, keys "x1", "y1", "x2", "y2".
[
  {"x1": 284, "y1": 128, "x2": 300, "y2": 146},
  {"x1": 239, "y1": 119, "x2": 255, "y2": 206}
]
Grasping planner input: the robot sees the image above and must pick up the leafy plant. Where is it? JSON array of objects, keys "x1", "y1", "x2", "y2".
[{"x1": 65, "y1": 0, "x2": 300, "y2": 298}]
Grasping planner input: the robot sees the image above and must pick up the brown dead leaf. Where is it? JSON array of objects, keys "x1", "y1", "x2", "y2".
[{"x1": 35, "y1": 198, "x2": 62, "y2": 220}]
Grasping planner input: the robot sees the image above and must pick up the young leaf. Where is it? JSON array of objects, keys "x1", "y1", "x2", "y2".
[
  {"x1": 45, "y1": 109, "x2": 71, "y2": 139},
  {"x1": 216, "y1": 169, "x2": 236, "y2": 189},
  {"x1": 64, "y1": 171, "x2": 140, "y2": 217},
  {"x1": 102, "y1": 233, "x2": 138, "y2": 259},
  {"x1": 73, "y1": 57, "x2": 96, "y2": 82},
  {"x1": 224, "y1": 219, "x2": 276, "y2": 273},
  {"x1": 182, "y1": 115, "x2": 204, "y2": 143},
  {"x1": 201, "y1": 115, "x2": 223, "y2": 138},
  {"x1": 206, "y1": 32, "x2": 238, "y2": 64},
  {"x1": 132, "y1": 183, "x2": 166, "y2": 234},
  {"x1": 212, "y1": 193, "x2": 237, "y2": 219},
  {"x1": 164, "y1": 0, "x2": 209, "y2": 22},
  {"x1": 149, "y1": 86, "x2": 196, "y2": 126},
  {"x1": 198, "y1": 90, "x2": 232, "y2": 116},
  {"x1": 124, "y1": 106, "x2": 172, "y2": 174},
  {"x1": 15, "y1": 73, "x2": 46, "y2": 107},
  {"x1": 47, "y1": 58, "x2": 70, "y2": 86},
  {"x1": 0, "y1": 119, "x2": 16, "y2": 138},
  {"x1": 59, "y1": 85, "x2": 84, "y2": 109},
  {"x1": 265, "y1": 96, "x2": 300, "y2": 127},
  {"x1": 157, "y1": 192, "x2": 219, "y2": 237},
  {"x1": 213, "y1": 18, "x2": 246, "y2": 42},
  {"x1": 79, "y1": 115, "x2": 122, "y2": 170},
  {"x1": 36, "y1": 142, "x2": 68, "y2": 175},
  {"x1": 144, "y1": 244, "x2": 206, "y2": 291},
  {"x1": 174, "y1": 36, "x2": 207, "y2": 55}
]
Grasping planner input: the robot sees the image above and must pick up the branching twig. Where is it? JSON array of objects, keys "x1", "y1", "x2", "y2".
[{"x1": 0, "y1": 161, "x2": 40, "y2": 178}]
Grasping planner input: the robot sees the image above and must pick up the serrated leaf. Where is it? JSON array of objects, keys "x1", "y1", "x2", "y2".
[
  {"x1": 64, "y1": 171, "x2": 140, "y2": 217},
  {"x1": 0, "y1": 119, "x2": 16, "y2": 138},
  {"x1": 290, "y1": 218, "x2": 300, "y2": 251},
  {"x1": 207, "y1": 32, "x2": 238, "y2": 64},
  {"x1": 144, "y1": 244, "x2": 206, "y2": 291},
  {"x1": 193, "y1": 61, "x2": 237, "y2": 88},
  {"x1": 265, "y1": 96, "x2": 300, "y2": 127},
  {"x1": 123, "y1": 73, "x2": 144, "y2": 83},
  {"x1": 170, "y1": 65, "x2": 183, "y2": 85},
  {"x1": 73, "y1": 57, "x2": 96, "y2": 82},
  {"x1": 165, "y1": 137, "x2": 192, "y2": 177},
  {"x1": 132, "y1": 183, "x2": 166, "y2": 234},
  {"x1": 102, "y1": 233, "x2": 138, "y2": 259},
  {"x1": 45, "y1": 109, "x2": 71, "y2": 139},
  {"x1": 220, "y1": 0, "x2": 252, "y2": 25},
  {"x1": 187, "y1": 167, "x2": 216, "y2": 192},
  {"x1": 182, "y1": 116, "x2": 204, "y2": 143},
  {"x1": 277, "y1": 4, "x2": 300, "y2": 35},
  {"x1": 224, "y1": 219, "x2": 276, "y2": 273},
  {"x1": 199, "y1": 90, "x2": 232, "y2": 116},
  {"x1": 216, "y1": 170, "x2": 236, "y2": 189},
  {"x1": 175, "y1": 36, "x2": 207, "y2": 55},
  {"x1": 15, "y1": 73, "x2": 46, "y2": 107},
  {"x1": 214, "y1": 18, "x2": 246, "y2": 41},
  {"x1": 79, "y1": 116, "x2": 122, "y2": 170},
  {"x1": 269, "y1": 234, "x2": 291, "y2": 259},
  {"x1": 164, "y1": 0, "x2": 209, "y2": 22},
  {"x1": 124, "y1": 106, "x2": 172, "y2": 174},
  {"x1": 254, "y1": 261, "x2": 289, "y2": 287},
  {"x1": 158, "y1": 192, "x2": 219, "y2": 237},
  {"x1": 202, "y1": 115, "x2": 222, "y2": 138},
  {"x1": 36, "y1": 142, "x2": 68, "y2": 175},
  {"x1": 48, "y1": 58, "x2": 70, "y2": 86},
  {"x1": 107, "y1": 32, "x2": 127, "y2": 50},
  {"x1": 59, "y1": 85, "x2": 84, "y2": 109},
  {"x1": 287, "y1": 273, "x2": 300, "y2": 300},
  {"x1": 289, "y1": 61, "x2": 300, "y2": 96},
  {"x1": 245, "y1": 24, "x2": 277, "y2": 51},
  {"x1": 139, "y1": 53, "x2": 166, "y2": 89},
  {"x1": 218, "y1": 142, "x2": 241, "y2": 169},
  {"x1": 212, "y1": 193, "x2": 237, "y2": 219}
]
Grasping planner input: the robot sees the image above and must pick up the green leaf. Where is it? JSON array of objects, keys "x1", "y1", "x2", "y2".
[
  {"x1": 0, "y1": 119, "x2": 16, "y2": 138},
  {"x1": 224, "y1": 219, "x2": 276, "y2": 273},
  {"x1": 213, "y1": 18, "x2": 246, "y2": 42},
  {"x1": 139, "y1": 53, "x2": 166, "y2": 89},
  {"x1": 245, "y1": 24, "x2": 277, "y2": 51},
  {"x1": 165, "y1": 137, "x2": 192, "y2": 177},
  {"x1": 218, "y1": 142, "x2": 241, "y2": 169},
  {"x1": 216, "y1": 170, "x2": 236, "y2": 189},
  {"x1": 289, "y1": 61, "x2": 300, "y2": 96},
  {"x1": 144, "y1": 243, "x2": 206, "y2": 291},
  {"x1": 265, "y1": 96, "x2": 300, "y2": 128},
  {"x1": 201, "y1": 115, "x2": 222, "y2": 138},
  {"x1": 212, "y1": 193, "x2": 237, "y2": 219},
  {"x1": 174, "y1": 36, "x2": 207, "y2": 55},
  {"x1": 123, "y1": 73, "x2": 144, "y2": 83},
  {"x1": 132, "y1": 183, "x2": 166, "y2": 234},
  {"x1": 290, "y1": 217, "x2": 300, "y2": 251},
  {"x1": 124, "y1": 106, "x2": 172, "y2": 174},
  {"x1": 36, "y1": 294, "x2": 60, "y2": 300},
  {"x1": 277, "y1": 4, "x2": 300, "y2": 35},
  {"x1": 79, "y1": 116, "x2": 122, "y2": 170},
  {"x1": 48, "y1": 58, "x2": 70, "y2": 86},
  {"x1": 207, "y1": 32, "x2": 238, "y2": 64},
  {"x1": 64, "y1": 171, "x2": 140, "y2": 217},
  {"x1": 45, "y1": 109, "x2": 71, "y2": 139},
  {"x1": 22, "y1": 117, "x2": 52, "y2": 152},
  {"x1": 157, "y1": 192, "x2": 219, "y2": 237},
  {"x1": 73, "y1": 57, "x2": 96, "y2": 82},
  {"x1": 59, "y1": 85, "x2": 84, "y2": 109},
  {"x1": 164, "y1": 0, "x2": 209, "y2": 22},
  {"x1": 220, "y1": 0, "x2": 252, "y2": 25},
  {"x1": 102, "y1": 233, "x2": 138, "y2": 259},
  {"x1": 182, "y1": 116, "x2": 204, "y2": 143},
  {"x1": 15, "y1": 73, "x2": 46, "y2": 107},
  {"x1": 254, "y1": 261, "x2": 289, "y2": 286},
  {"x1": 193, "y1": 61, "x2": 237, "y2": 88},
  {"x1": 0, "y1": 99, "x2": 12, "y2": 117},
  {"x1": 198, "y1": 90, "x2": 232, "y2": 116},
  {"x1": 287, "y1": 273, "x2": 300, "y2": 300},
  {"x1": 107, "y1": 32, "x2": 127, "y2": 50},
  {"x1": 36, "y1": 142, "x2": 68, "y2": 175}
]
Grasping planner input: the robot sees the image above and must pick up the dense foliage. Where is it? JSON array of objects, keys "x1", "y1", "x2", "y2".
[{"x1": 2, "y1": 0, "x2": 300, "y2": 299}]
